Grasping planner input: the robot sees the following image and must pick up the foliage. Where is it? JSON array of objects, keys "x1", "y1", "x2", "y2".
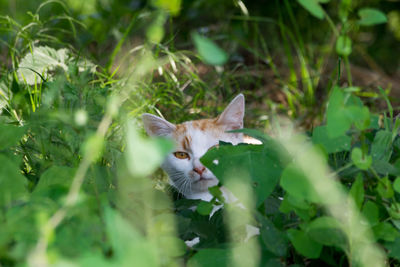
[{"x1": 0, "y1": 0, "x2": 399, "y2": 266}]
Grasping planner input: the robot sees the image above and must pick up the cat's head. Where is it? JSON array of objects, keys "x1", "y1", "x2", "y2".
[{"x1": 142, "y1": 94, "x2": 245, "y2": 197}]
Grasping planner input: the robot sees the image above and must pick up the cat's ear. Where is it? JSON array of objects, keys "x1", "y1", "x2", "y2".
[
  {"x1": 142, "y1": 113, "x2": 176, "y2": 137},
  {"x1": 216, "y1": 94, "x2": 244, "y2": 130}
]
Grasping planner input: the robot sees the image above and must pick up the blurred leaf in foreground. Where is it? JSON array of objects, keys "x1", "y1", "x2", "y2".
[
  {"x1": 358, "y1": 8, "x2": 387, "y2": 26},
  {"x1": 192, "y1": 33, "x2": 228, "y2": 66}
]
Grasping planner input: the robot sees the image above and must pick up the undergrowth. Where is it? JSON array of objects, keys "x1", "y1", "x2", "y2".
[{"x1": 0, "y1": 0, "x2": 399, "y2": 266}]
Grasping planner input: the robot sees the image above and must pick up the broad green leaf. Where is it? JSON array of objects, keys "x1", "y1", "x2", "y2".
[
  {"x1": 385, "y1": 237, "x2": 400, "y2": 260},
  {"x1": 376, "y1": 177, "x2": 394, "y2": 199},
  {"x1": 394, "y1": 177, "x2": 400, "y2": 193},
  {"x1": 187, "y1": 248, "x2": 230, "y2": 267},
  {"x1": 371, "y1": 130, "x2": 392, "y2": 162},
  {"x1": 280, "y1": 163, "x2": 320, "y2": 203},
  {"x1": 197, "y1": 201, "x2": 214, "y2": 216},
  {"x1": 373, "y1": 222, "x2": 400, "y2": 242},
  {"x1": 362, "y1": 201, "x2": 379, "y2": 226},
  {"x1": 280, "y1": 195, "x2": 315, "y2": 221},
  {"x1": 297, "y1": 0, "x2": 326, "y2": 20},
  {"x1": 259, "y1": 216, "x2": 288, "y2": 257},
  {"x1": 202, "y1": 138, "x2": 286, "y2": 206},
  {"x1": 358, "y1": 8, "x2": 387, "y2": 26},
  {"x1": 0, "y1": 154, "x2": 27, "y2": 206},
  {"x1": 192, "y1": 33, "x2": 228, "y2": 66},
  {"x1": 34, "y1": 166, "x2": 75, "y2": 192},
  {"x1": 0, "y1": 123, "x2": 26, "y2": 150},
  {"x1": 346, "y1": 106, "x2": 371, "y2": 130},
  {"x1": 349, "y1": 174, "x2": 364, "y2": 210},
  {"x1": 326, "y1": 87, "x2": 351, "y2": 137},
  {"x1": 287, "y1": 229, "x2": 322, "y2": 259},
  {"x1": 351, "y1": 147, "x2": 372, "y2": 170},
  {"x1": 307, "y1": 216, "x2": 347, "y2": 248},
  {"x1": 312, "y1": 126, "x2": 351, "y2": 153},
  {"x1": 336, "y1": 35, "x2": 352, "y2": 56},
  {"x1": 105, "y1": 207, "x2": 159, "y2": 266}
]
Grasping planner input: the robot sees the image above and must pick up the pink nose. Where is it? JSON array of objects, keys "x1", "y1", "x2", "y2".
[{"x1": 193, "y1": 166, "x2": 205, "y2": 175}]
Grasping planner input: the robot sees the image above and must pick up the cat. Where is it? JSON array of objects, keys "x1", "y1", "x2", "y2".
[
  {"x1": 142, "y1": 94, "x2": 260, "y2": 245},
  {"x1": 142, "y1": 94, "x2": 250, "y2": 202}
]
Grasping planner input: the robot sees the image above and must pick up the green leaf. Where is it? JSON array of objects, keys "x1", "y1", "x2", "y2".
[
  {"x1": 297, "y1": 0, "x2": 326, "y2": 20},
  {"x1": 336, "y1": 35, "x2": 352, "y2": 56},
  {"x1": 197, "y1": 201, "x2": 214, "y2": 216},
  {"x1": 287, "y1": 229, "x2": 322, "y2": 259},
  {"x1": 34, "y1": 166, "x2": 75, "y2": 192},
  {"x1": 385, "y1": 237, "x2": 400, "y2": 260},
  {"x1": 312, "y1": 126, "x2": 351, "y2": 153},
  {"x1": 307, "y1": 216, "x2": 347, "y2": 248},
  {"x1": 394, "y1": 177, "x2": 400, "y2": 193},
  {"x1": 373, "y1": 222, "x2": 400, "y2": 242},
  {"x1": 376, "y1": 177, "x2": 394, "y2": 199},
  {"x1": 201, "y1": 137, "x2": 286, "y2": 206},
  {"x1": 349, "y1": 174, "x2": 364, "y2": 210},
  {"x1": 346, "y1": 106, "x2": 371, "y2": 130},
  {"x1": 362, "y1": 201, "x2": 379, "y2": 226},
  {"x1": 152, "y1": 0, "x2": 181, "y2": 15},
  {"x1": 326, "y1": 87, "x2": 351, "y2": 137},
  {"x1": 187, "y1": 248, "x2": 230, "y2": 267},
  {"x1": 280, "y1": 163, "x2": 320, "y2": 203},
  {"x1": 0, "y1": 154, "x2": 27, "y2": 206},
  {"x1": 0, "y1": 123, "x2": 26, "y2": 150},
  {"x1": 351, "y1": 148, "x2": 372, "y2": 170},
  {"x1": 259, "y1": 216, "x2": 288, "y2": 257},
  {"x1": 371, "y1": 130, "x2": 392, "y2": 162},
  {"x1": 192, "y1": 33, "x2": 228, "y2": 66},
  {"x1": 358, "y1": 8, "x2": 387, "y2": 26}
]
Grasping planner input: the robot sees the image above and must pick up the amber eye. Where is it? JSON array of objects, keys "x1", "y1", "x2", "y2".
[{"x1": 174, "y1": 152, "x2": 190, "y2": 159}]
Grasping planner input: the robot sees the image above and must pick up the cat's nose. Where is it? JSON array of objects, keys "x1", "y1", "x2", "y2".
[{"x1": 193, "y1": 166, "x2": 205, "y2": 175}]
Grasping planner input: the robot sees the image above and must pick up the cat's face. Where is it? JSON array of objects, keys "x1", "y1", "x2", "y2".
[{"x1": 142, "y1": 94, "x2": 245, "y2": 197}]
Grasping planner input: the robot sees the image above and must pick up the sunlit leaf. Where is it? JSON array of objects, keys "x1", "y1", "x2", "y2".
[
  {"x1": 192, "y1": 33, "x2": 228, "y2": 66},
  {"x1": 152, "y1": 0, "x2": 182, "y2": 15}
]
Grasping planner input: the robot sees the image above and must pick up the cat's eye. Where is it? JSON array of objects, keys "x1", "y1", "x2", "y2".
[{"x1": 174, "y1": 151, "x2": 190, "y2": 160}]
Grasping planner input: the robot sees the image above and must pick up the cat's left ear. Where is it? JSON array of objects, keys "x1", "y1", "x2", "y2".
[
  {"x1": 216, "y1": 94, "x2": 244, "y2": 130},
  {"x1": 142, "y1": 113, "x2": 176, "y2": 137}
]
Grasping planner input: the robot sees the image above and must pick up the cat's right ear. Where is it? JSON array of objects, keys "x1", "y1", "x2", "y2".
[{"x1": 142, "y1": 113, "x2": 176, "y2": 137}]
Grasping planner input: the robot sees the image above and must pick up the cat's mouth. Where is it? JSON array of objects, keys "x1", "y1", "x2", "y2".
[{"x1": 195, "y1": 176, "x2": 215, "y2": 183}]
